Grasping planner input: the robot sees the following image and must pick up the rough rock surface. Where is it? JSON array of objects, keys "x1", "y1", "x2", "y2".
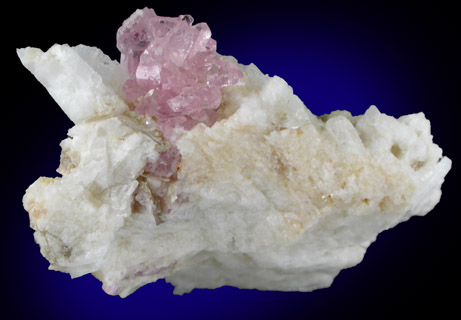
[{"x1": 18, "y1": 10, "x2": 451, "y2": 297}]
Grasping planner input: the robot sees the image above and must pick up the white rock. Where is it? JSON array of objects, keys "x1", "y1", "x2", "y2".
[
  {"x1": 20, "y1": 45, "x2": 451, "y2": 297},
  {"x1": 24, "y1": 116, "x2": 160, "y2": 278},
  {"x1": 17, "y1": 45, "x2": 128, "y2": 124}
]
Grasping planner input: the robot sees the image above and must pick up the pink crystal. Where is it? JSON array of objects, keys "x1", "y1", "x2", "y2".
[
  {"x1": 144, "y1": 146, "x2": 181, "y2": 178},
  {"x1": 117, "y1": 8, "x2": 243, "y2": 141}
]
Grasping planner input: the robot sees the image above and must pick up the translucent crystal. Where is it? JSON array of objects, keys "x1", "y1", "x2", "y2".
[
  {"x1": 117, "y1": 8, "x2": 243, "y2": 141},
  {"x1": 145, "y1": 146, "x2": 181, "y2": 178}
]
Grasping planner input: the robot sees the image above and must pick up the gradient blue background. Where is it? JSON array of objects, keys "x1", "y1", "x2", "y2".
[{"x1": 6, "y1": 1, "x2": 458, "y2": 318}]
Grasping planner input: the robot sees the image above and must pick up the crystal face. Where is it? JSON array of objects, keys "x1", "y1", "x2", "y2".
[
  {"x1": 117, "y1": 8, "x2": 243, "y2": 141},
  {"x1": 18, "y1": 8, "x2": 451, "y2": 298}
]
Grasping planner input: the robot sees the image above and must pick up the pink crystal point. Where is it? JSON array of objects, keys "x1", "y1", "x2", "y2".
[
  {"x1": 145, "y1": 146, "x2": 181, "y2": 178},
  {"x1": 117, "y1": 8, "x2": 243, "y2": 142}
]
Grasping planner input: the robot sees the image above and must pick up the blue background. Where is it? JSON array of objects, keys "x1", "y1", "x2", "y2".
[{"x1": 6, "y1": 1, "x2": 458, "y2": 318}]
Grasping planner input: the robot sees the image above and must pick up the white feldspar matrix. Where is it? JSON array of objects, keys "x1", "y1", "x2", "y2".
[{"x1": 19, "y1": 8, "x2": 451, "y2": 297}]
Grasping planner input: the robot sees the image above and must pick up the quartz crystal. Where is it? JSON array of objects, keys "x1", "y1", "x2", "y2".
[
  {"x1": 18, "y1": 8, "x2": 451, "y2": 297},
  {"x1": 118, "y1": 8, "x2": 242, "y2": 142}
]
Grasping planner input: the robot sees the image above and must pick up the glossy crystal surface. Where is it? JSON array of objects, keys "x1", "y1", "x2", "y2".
[{"x1": 117, "y1": 8, "x2": 243, "y2": 141}]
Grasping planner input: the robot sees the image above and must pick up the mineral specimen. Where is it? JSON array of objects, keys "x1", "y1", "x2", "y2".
[{"x1": 19, "y1": 8, "x2": 451, "y2": 297}]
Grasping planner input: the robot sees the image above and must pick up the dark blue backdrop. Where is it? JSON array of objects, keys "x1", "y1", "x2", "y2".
[{"x1": 6, "y1": 1, "x2": 458, "y2": 319}]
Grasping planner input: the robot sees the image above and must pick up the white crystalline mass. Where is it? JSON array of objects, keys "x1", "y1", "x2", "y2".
[
  {"x1": 19, "y1": 44, "x2": 451, "y2": 297},
  {"x1": 17, "y1": 45, "x2": 129, "y2": 123}
]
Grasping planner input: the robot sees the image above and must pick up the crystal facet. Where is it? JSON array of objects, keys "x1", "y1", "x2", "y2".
[{"x1": 117, "y1": 8, "x2": 243, "y2": 141}]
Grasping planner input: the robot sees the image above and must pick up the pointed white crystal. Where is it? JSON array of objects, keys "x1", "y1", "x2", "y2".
[
  {"x1": 21, "y1": 44, "x2": 451, "y2": 297},
  {"x1": 18, "y1": 45, "x2": 128, "y2": 123}
]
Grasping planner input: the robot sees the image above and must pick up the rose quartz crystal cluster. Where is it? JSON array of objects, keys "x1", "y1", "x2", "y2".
[{"x1": 117, "y1": 8, "x2": 243, "y2": 142}]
